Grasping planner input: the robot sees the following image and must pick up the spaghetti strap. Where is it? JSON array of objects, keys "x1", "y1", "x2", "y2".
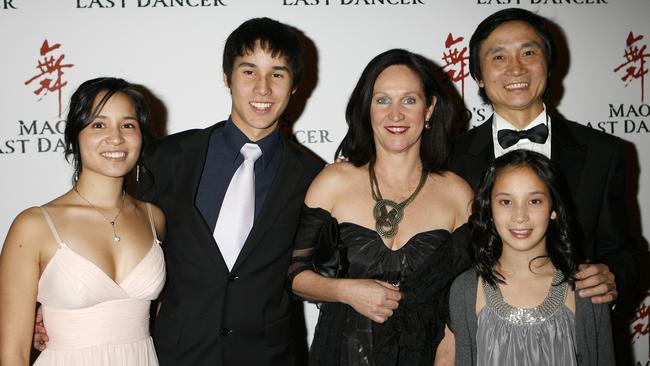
[
  {"x1": 145, "y1": 203, "x2": 160, "y2": 244},
  {"x1": 40, "y1": 206, "x2": 63, "y2": 245}
]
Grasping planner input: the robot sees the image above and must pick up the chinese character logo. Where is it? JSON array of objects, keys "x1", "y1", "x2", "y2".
[
  {"x1": 441, "y1": 33, "x2": 470, "y2": 99},
  {"x1": 631, "y1": 292, "x2": 650, "y2": 357},
  {"x1": 24, "y1": 40, "x2": 74, "y2": 118},
  {"x1": 613, "y1": 32, "x2": 649, "y2": 103}
]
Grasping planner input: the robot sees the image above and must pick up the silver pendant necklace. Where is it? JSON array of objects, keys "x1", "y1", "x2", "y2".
[{"x1": 73, "y1": 187, "x2": 126, "y2": 243}]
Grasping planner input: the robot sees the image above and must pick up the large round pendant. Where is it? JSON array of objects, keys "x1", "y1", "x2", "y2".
[
  {"x1": 113, "y1": 235, "x2": 121, "y2": 243},
  {"x1": 373, "y1": 199, "x2": 403, "y2": 238}
]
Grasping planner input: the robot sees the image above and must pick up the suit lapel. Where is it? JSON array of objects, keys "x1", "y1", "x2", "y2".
[
  {"x1": 467, "y1": 117, "x2": 495, "y2": 157},
  {"x1": 464, "y1": 119, "x2": 496, "y2": 189},
  {"x1": 232, "y1": 138, "x2": 303, "y2": 271},
  {"x1": 177, "y1": 122, "x2": 231, "y2": 270},
  {"x1": 550, "y1": 116, "x2": 586, "y2": 197}
]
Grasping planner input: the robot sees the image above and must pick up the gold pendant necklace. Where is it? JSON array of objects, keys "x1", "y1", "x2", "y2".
[
  {"x1": 73, "y1": 187, "x2": 126, "y2": 243},
  {"x1": 369, "y1": 162, "x2": 427, "y2": 238}
]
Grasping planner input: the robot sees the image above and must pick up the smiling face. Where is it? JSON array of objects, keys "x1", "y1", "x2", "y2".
[
  {"x1": 226, "y1": 42, "x2": 294, "y2": 141},
  {"x1": 77, "y1": 92, "x2": 142, "y2": 180},
  {"x1": 370, "y1": 64, "x2": 435, "y2": 156},
  {"x1": 491, "y1": 165, "x2": 557, "y2": 257},
  {"x1": 477, "y1": 21, "x2": 548, "y2": 128}
]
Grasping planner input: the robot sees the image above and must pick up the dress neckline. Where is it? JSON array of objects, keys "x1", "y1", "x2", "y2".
[
  {"x1": 339, "y1": 221, "x2": 450, "y2": 252},
  {"x1": 482, "y1": 270, "x2": 569, "y2": 325},
  {"x1": 40, "y1": 241, "x2": 161, "y2": 289}
]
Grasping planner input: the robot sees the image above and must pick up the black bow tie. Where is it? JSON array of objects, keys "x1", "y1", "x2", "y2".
[{"x1": 497, "y1": 124, "x2": 549, "y2": 149}]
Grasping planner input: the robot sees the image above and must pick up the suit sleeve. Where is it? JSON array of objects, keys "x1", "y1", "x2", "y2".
[
  {"x1": 136, "y1": 145, "x2": 163, "y2": 205},
  {"x1": 594, "y1": 141, "x2": 639, "y2": 308}
]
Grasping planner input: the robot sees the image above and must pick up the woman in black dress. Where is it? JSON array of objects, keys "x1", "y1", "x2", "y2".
[{"x1": 288, "y1": 49, "x2": 472, "y2": 366}]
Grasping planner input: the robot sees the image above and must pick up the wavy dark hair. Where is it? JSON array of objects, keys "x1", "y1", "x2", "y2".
[
  {"x1": 335, "y1": 49, "x2": 454, "y2": 173},
  {"x1": 222, "y1": 17, "x2": 303, "y2": 89},
  {"x1": 469, "y1": 8, "x2": 555, "y2": 104},
  {"x1": 64, "y1": 77, "x2": 154, "y2": 181},
  {"x1": 469, "y1": 150, "x2": 583, "y2": 287}
]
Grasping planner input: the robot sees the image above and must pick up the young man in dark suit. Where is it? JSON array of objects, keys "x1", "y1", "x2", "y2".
[
  {"x1": 449, "y1": 8, "x2": 638, "y2": 307},
  {"x1": 139, "y1": 18, "x2": 322, "y2": 365}
]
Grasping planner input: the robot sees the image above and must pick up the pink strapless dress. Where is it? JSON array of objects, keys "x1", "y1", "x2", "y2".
[{"x1": 34, "y1": 205, "x2": 165, "y2": 366}]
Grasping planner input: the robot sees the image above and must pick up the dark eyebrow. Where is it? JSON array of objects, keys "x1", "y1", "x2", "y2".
[
  {"x1": 484, "y1": 46, "x2": 505, "y2": 56},
  {"x1": 527, "y1": 191, "x2": 548, "y2": 196},
  {"x1": 94, "y1": 114, "x2": 138, "y2": 121},
  {"x1": 484, "y1": 40, "x2": 544, "y2": 56},
  {"x1": 272, "y1": 65, "x2": 291, "y2": 73},
  {"x1": 237, "y1": 62, "x2": 290, "y2": 74},
  {"x1": 237, "y1": 62, "x2": 256, "y2": 68},
  {"x1": 521, "y1": 40, "x2": 544, "y2": 51}
]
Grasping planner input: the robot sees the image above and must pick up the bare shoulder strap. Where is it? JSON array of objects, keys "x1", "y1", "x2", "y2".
[
  {"x1": 145, "y1": 203, "x2": 160, "y2": 243},
  {"x1": 39, "y1": 207, "x2": 63, "y2": 245}
]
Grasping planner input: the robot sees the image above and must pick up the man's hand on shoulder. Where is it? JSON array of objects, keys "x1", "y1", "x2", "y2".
[{"x1": 575, "y1": 263, "x2": 617, "y2": 305}]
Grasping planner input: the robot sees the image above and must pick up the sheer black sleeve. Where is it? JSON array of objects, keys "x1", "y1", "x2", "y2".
[{"x1": 287, "y1": 205, "x2": 348, "y2": 289}]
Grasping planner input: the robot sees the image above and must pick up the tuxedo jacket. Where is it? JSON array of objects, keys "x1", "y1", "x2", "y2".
[
  {"x1": 140, "y1": 121, "x2": 323, "y2": 366},
  {"x1": 448, "y1": 115, "x2": 638, "y2": 306}
]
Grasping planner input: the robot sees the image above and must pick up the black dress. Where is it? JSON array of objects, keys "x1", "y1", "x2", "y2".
[{"x1": 288, "y1": 206, "x2": 470, "y2": 366}]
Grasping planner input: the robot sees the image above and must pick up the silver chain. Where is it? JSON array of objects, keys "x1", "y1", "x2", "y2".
[{"x1": 73, "y1": 187, "x2": 126, "y2": 243}]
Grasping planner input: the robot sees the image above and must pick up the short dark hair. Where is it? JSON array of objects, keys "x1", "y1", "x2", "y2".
[
  {"x1": 335, "y1": 49, "x2": 454, "y2": 173},
  {"x1": 64, "y1": 77, "x2": 154, "y2": 180},
  {"x1": 469, "y1": 149, "x2": 583, "y2": 287},
  {"x1": 222, "y1": 17, "x2": 303, "y2": 89},
  {"x1": 469, "y1": 8, "x2": 555, "y2": 104}
]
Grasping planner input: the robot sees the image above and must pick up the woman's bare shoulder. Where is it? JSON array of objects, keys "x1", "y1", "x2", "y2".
[
  {"x1": 305, "y1": 161, "x2": 364, "y2": 210},
  {"x1": 438, "y1": 170, "x2": 474, "y2": 200},
  {"x1": 2, "y1": 206, "x2": 52, "y2": 254},
  {"x1": 133, "y1": 199, "x2": 166, "y2": 240}
]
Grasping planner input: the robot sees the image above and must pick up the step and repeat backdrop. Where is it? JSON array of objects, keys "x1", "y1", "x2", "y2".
[{"x1": 1, "y1": 0, "x2": 649, "y2": 363}]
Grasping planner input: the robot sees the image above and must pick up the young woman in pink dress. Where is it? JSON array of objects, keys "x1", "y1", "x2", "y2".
[{"x1": 0, "y1": 77, "x2": 166, "y2": 366}]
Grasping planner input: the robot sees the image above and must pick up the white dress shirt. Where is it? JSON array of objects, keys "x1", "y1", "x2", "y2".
[{"x1": 492, "y1": 107, "x2": 552, "y2": 159}]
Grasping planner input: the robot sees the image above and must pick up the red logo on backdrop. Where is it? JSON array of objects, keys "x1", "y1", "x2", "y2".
[
  {"x1": 613, "y1": 32, "x2": 649, "y2": 103},
  {"x1": 24, "y1": 40, "x2": 74, "y2": 118},
  {"x1": 631, "y1": 292, "x2": 650, "y2": 357},
  {"x1": 441, "y1": 33, "x2": 470, "y2": 99}
]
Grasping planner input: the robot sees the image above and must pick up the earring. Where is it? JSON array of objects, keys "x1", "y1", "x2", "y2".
[
  {"x1": 74, "y1": 171, "x2": 79, "y2": 182},
  {"x1": 136, "y1": 164, "x2": 140, "y2": 182},
  {"x1": 424, "y1": 122, "x2": 431, "y2": 130}
]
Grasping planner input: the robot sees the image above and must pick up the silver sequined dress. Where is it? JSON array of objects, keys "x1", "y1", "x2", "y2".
[{"x1": 476, "y1": 271, "x2": 578, "y2": 366}]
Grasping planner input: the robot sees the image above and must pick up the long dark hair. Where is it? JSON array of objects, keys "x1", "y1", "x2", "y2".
[
  {"x1": 335, "y1": 49, "x2": 454, "y2": 173},
  {"x1": 64, "y1": 77, "x2": 154, "y2": 181},
  {"x1": 469, "y1": 150, "x2": 583, "y2": 287}
]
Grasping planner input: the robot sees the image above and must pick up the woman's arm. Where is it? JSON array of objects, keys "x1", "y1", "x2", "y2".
[
  {"x1": 0, "y1": 209, "x2": 44, "y2": 366},
  {"x1": 291, "y1": 163, "x2": 402, "y2": 323},
  {"x1": 149, "y1": 203, "x2": 166, "y2": 242},
  {"x1": 445, "y1": 171, "x2": 473, "y2": 231},
  {"x1": 434, "y1": 325, "x2": 455, "y2": 366},
  {"x1": 292, "y1": 270, "x2": 401, "y2": 323}
]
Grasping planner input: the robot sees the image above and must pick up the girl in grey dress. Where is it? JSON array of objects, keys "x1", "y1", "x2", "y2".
[{"x1": 449, "y1": 150, "x2": 614, "y2": 366}]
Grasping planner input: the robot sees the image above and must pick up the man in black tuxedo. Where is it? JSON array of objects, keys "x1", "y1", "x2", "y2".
[
  {"x1": 140, "y1": 18, "x2": 323, "y2": 365},
  {"x1": 449, "y1": 8, "x2": 638, "y2": 306}
]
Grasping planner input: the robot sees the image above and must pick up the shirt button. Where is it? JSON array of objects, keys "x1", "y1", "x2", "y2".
[{"x1": 220, "y1": 327, "x2": 232, "y2": 336}]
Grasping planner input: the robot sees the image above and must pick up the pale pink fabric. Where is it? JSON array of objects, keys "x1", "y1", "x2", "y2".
[{"x1": 35, "y1": 206, "x2": 165, "y2": 366}]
